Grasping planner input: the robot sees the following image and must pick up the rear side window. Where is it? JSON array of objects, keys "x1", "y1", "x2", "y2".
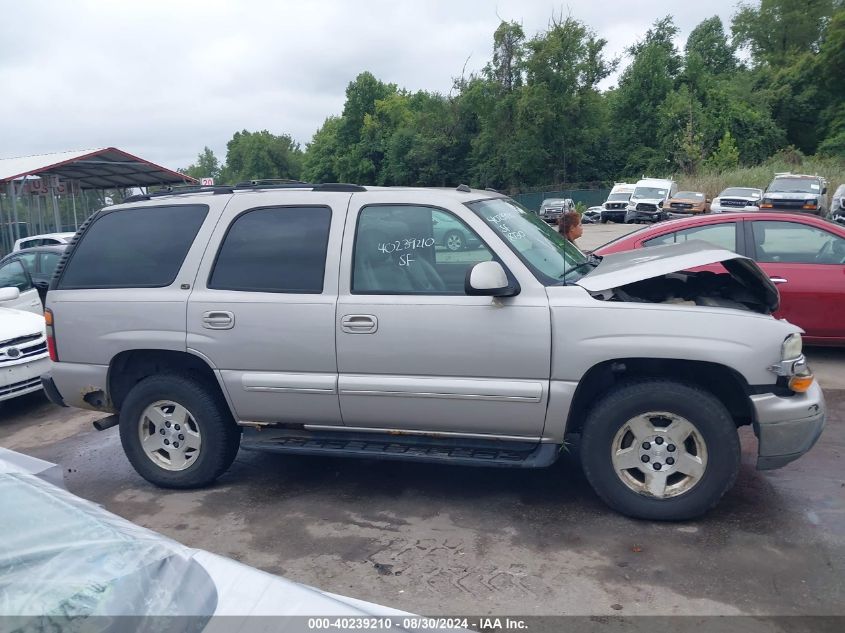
[
  {"x1": 58, "y1": 205, "x2": 208, "y2": 289},
  {"x1": 209, "y1": 206, "x2": 331, "y2": 293},
  {"x1": 0, "y1": 260, "x2": 32, "y2": 292}
]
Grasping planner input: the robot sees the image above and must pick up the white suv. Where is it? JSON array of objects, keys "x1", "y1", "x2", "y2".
[{"x1": 42, "y1": 183, "x2": 824, "y2": 520}]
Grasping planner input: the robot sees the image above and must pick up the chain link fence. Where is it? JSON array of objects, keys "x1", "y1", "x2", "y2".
[{"x1": 511, "y1": 188, "x2": 610, "y2": 212}]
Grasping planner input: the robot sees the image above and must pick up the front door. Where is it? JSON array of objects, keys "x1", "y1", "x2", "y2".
[
  {"x1": 0, "y1": 259, "x2": 43, "y2": 313},
  {"x1": 336, "y1": 196, "x2": 551, "y2": 437},
  {"x1": 187, "y1": 193, "x2": 350, "y2": 425},
  {"x1": 748, "y1": 219, "x2": 845, "y2": 341}
]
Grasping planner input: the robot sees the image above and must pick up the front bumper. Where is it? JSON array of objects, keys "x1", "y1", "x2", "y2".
[
  {"x1": 0, "y1": 356, "x2": 50, "y2": 402},
  {"x1": 752, "y1": 379, "x2": 825, "y2": 470},
  {"x1": 601, "y1": 209, "x2": 626, "y2": 222},
  {"x1": 625, "y1": 209, "x2": 667, "y2": 223}
]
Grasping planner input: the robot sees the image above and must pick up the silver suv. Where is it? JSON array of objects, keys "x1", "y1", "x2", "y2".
[{"x1": 42, "y1": 184, "x2": 825, "y2": 520}]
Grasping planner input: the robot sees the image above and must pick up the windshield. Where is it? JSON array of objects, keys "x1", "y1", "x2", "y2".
[
  {"x1": 467, "y1": 198, "x2": 591, "y2": 284},
  {"x1": 721, "y1": 187, "x2": 760, "y2": 198},
  {"x1": 632, "y1": 186, "x2": 668, "y2": 200},
  {"x1": 606, "y1": 192, "x2": 631, "y2": 202},
  {"x1": 675, "y1": 191, "x2": 704, "y2": 199},
  {"x1": 541, "y1": 199, "x2": 566, "y2": 207},
  {"x1": 768, "y1": 178, "x2": 821, "y2": 194}
]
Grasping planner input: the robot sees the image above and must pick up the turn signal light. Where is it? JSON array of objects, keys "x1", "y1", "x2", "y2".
[
  {"x1": 788, "y1": 374, "x2": 814, "y2": 393},
  {"x1": 760, "y1": 202, "x2": 773, "y2": 208},
  {"x1": 802, "y1": 203, "x2": 817, "y2": 209}
]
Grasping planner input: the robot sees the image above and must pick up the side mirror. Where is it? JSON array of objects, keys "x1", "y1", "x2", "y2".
[
  {"x1": 465, "y1": 261, "x2": 519, "y2": 297},
  {"x1": 0, "y1": 287, "x2": 21, "y2": 302}
]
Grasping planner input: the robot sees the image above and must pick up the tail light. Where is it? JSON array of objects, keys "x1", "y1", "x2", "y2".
[{"x1": 44, "y1": 308, "x2": 58, "y2": 362}]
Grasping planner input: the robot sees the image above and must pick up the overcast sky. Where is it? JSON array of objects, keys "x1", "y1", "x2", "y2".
[{"x1": 0, "y1": 0, "x2": 747, "y2": 171}]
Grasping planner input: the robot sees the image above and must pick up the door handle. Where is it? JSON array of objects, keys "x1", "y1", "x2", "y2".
[
  {"x1": 202, "y1": 310, "x2": 235, "y2": 329},
  {"x1": 341, "y1": 314, "x2": 378, "y2": 334},
  {"x1": 770, "y1": 277, "x2": 788, "y2": 285}
]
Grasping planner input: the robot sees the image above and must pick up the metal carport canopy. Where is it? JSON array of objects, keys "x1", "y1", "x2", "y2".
[{"x1": 0, "y1": 147, "x2": 197, "y2": 189}]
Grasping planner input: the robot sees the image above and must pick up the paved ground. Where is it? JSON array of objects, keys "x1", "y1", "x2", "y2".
[
  {"x1": 1, "y1": 350, "x2": 843, "y2": 617},
  {"x1": 578, "y1": 221, "x2": 640, "y2": 251}
]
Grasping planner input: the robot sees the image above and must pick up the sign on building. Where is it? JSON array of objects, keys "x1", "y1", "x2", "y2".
[{"x1": 201, "y1": 178, "x2": 215, "y2": 186}]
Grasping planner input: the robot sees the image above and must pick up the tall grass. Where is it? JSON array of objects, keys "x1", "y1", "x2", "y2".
[{"x1": 677, "y1": 155, "x2": 845, "y2": 199}]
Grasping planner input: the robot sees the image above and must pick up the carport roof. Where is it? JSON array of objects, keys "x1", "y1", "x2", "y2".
[{"x1": 0, "y1": 147, "x2": 197, "y2": 189}]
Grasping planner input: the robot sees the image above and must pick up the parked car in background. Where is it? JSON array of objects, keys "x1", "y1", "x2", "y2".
[
  {"x1": 666, "y1": 191, "x2": 710, "y2": 215},
  {"x1": 0, "y1": 304, "x2": 49, "y2": 402},
  {"x1": 624, "y1": 177, "x2": 678, "y2": 223},
  {"x1": 710, "y1": 187, "x2": 763, "y2": 213},
  {"x1": 595, "y1": 212, "x2": 845, "y2": 345},
  {"x1": 761, "y1": 173, "x2": 828, "y2": 217},
  {"x1": 583, "y1": 206, "x2": 603, "y2": 224},
  {"x1": 0, "y1": 245, "x2": 67, "y2": 302},
  {"x1": 42, "y1": 184, "x2": 823, "y2": 520},
  {"x1": 13, "y1": 231, "x2": 75, "y2": 252},
  {"x1": 600, "y1": 183, "x2": 636, "y2": 223},
  {"x1": 0, "y1": 258, "x2": 43, "y2": 315},
  {"x1": 432, "y1": 212, "x2": 480, "y2": 251},
  {"x1": 831, "y1": 184, "x2": 845, "y2": 224},
  {"x1": 539, "y1": 197, "x2": 574, "y2": 224}
]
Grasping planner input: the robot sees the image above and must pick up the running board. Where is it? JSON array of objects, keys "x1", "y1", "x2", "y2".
[{"x1": 240, "y1": 428, "x2": 560, "y2": 468}]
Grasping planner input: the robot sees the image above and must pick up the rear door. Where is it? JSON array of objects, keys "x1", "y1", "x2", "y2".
[
  {"x1": 186, "y1": 192, "x2": 349, "y2": 425},
  {"x1": 335, "y1": 192, "x2": 551, "y2": 437},
  {"x1": 0, "y1": 259, "x2": 42, "y2": 314},
  {"x1": 748, "y1": 219, "x2": 845, "y2": 340}
]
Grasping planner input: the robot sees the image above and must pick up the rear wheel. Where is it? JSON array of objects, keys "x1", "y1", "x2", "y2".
[
  {"x1": 580, "y1": 380, "x2": 740, "y2": 520},
  {"x1": 444, "y1": 230, "x2": 465, "y2": 252},
  {"x1": 119, "y1": 373, "x2": 240, "y2": 488}
]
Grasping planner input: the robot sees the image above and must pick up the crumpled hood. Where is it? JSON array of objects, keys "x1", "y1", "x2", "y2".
[
  {"x1": 0, "y1": 307, "x2": 45, "y2": 342},
  {"x1": 576, "y1": 239, "x2": 779, "y2": 311},
  {"x1": 629, "y1": 197, "x2": 664, "y2": 207}
]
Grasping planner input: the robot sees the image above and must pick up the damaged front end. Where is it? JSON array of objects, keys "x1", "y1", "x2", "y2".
[{"x1": 576, "y1": 240, "x2": 779, "y2": 315}]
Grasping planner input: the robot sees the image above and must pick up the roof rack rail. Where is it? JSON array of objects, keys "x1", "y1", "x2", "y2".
[
  {"x1": 312, "y1": 183, "x2": 366, "y2": 192},
  {"x1": 122, "y1": 184, "x2": 234, "y2": 202},
  {"x1": 456, "y1": 184, "x2": 471, "y2": 193},
  {"x1": 233, "y1": 179, "x2": 313, "y2": 189}
]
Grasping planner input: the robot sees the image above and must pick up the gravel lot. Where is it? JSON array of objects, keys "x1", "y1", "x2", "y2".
[{"x1": 1, "y1": 223, "x2": 842, "y2": 618}]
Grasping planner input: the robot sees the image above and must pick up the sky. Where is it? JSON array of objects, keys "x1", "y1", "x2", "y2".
[{"x1": 0, "y1": 0, "x2": 747, "y2": 172}]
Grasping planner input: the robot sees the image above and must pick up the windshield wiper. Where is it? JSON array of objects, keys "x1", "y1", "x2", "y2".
[{"x1": 559, "y1": 253, "x2": 601, "y2": 281}]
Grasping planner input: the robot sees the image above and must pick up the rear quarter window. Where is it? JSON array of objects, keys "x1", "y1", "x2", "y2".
[{"x1": 57, "y1": 204, "x2": 208, "y2": 289}]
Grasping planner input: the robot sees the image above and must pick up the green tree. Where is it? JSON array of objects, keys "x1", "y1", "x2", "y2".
[
  {"x1": 685, "y1": 16, "x2": 737, "y2": 75},
  {"x1": 302, "y1": 117, "x2": 342, "y2": 182},
  {"x1": 706, "y1": 131, "x2": 742, "y2": 170},
  {"x1": 220, "y1": 130, "x2": 303, "y2": 183},
  {"x1": 179, "y1": 146, "x2": 221, "y2": 182},
  {"x1": 610, "y1": 17, "x2": 681, "y2": 175}
]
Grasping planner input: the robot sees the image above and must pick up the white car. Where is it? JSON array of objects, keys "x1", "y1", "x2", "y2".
[
  {"x1": 13, "y1": 232, "x2": 76, "y2": 252},
  {"x1": 0, "y1": 295, "x2": 49, "y2": 402},
  {"x1": 710, "y1": 187, "x2": 763, "y2": 213}
]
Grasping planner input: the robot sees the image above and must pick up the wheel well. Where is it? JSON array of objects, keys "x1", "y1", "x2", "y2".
[
  {"x1": 564, "y1": 358, "x2": 754, "y2": 436},
  {"x1": 108, "y1": 350, "x2": 223, "y2": 411}
]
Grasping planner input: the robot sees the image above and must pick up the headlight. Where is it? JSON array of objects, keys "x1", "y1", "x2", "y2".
[{"x1": 782, "y1": 333, "x2": 802, "y2": 360}]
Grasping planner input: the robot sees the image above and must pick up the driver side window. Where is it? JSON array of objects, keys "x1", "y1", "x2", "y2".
[
  {"x1": 751, "y1": 221, "x2": 845, "y2": 264},
  {"x1": 352, "y1": 206, "x2": 492, "y2": 294},
  {"x1": 0, "y1": 260, "x2": 33, "y2": 292}
]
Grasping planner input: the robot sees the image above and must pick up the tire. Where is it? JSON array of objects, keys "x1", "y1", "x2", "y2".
[
  {"x1": 600, "y1": 218, "x2": 608, "y2": 224},
  {"x1": 580, "y1": 380, "x2": 740, "y2": 521},
  {"x1": 444, "y1": 230, "x2": 465, "y2": 252},
  {"x1": 119, "y1": 373, "x2": 240, "y2": 489}
]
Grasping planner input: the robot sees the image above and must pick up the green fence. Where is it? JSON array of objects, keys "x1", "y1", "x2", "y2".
[{"x1": 511, "y1": 189, "x2": 610, "y2": 212}]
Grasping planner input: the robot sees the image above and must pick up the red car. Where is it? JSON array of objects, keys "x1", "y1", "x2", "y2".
[{"x1": 594, "y1": 212, "x2": 845, "y2": 346}]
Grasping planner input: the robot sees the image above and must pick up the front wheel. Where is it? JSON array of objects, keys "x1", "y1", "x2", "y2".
[
  {"x1": 119, "y1": 373, "x2": 240, "y2": 488},
  {"x1": 580, "y1": 380, "x2": 740, "y2": 521}
]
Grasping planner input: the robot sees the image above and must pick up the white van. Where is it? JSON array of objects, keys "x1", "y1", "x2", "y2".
[
  {"x1": 625, "y1": 178, "x2": 678, "y2": 223},
  {"x1": 600, "y1": 183, "x2": 636, "y2": 223}
]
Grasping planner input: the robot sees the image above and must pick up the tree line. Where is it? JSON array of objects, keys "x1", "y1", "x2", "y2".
[{"x1": 180, "y1": 0, "x2": 845, "y2": 193}]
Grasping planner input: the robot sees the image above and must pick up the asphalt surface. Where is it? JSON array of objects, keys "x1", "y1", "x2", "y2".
[{"x1": 1, "y1": 224, "x2": 842, "y2": 618}]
